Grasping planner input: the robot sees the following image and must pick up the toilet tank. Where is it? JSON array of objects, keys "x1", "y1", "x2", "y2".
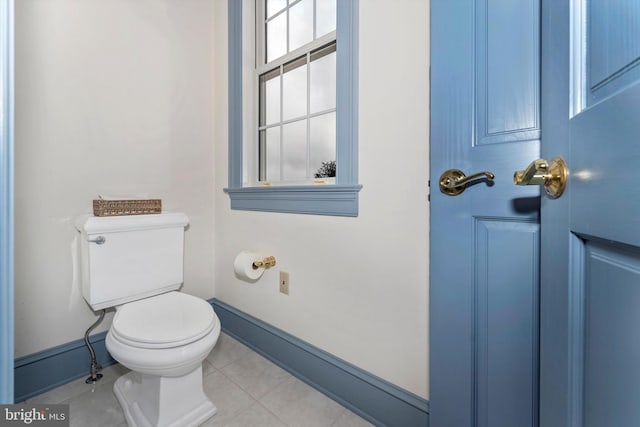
[{"x1": 76, "y1": 212, "x2": 189, "y2": 311}]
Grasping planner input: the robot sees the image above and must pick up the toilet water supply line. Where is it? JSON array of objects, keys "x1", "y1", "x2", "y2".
[{"x1": 84, "y1": 309, "x2": 106, "y2": 384}]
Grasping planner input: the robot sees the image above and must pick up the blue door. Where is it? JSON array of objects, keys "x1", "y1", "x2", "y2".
[
  {"x1": 539, "y1": 1, "x2": 640, "y2": 425},
  {"x1": 0, "y1": 0, "x2": 14, "y2": 404},
  {"x1": 430, "y1": 0, "x2": 541, "y2": 425}
]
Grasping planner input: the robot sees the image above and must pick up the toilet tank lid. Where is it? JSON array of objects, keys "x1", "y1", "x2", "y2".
[{"x1": 76, "y1": 212, "x2": 189, "y2": 234}]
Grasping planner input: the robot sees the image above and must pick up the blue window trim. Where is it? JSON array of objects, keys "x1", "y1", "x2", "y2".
[
  {"x1": 0, "y1": 0, "x2": 14, "y2": 404},
  {"x1": 224, "y1": 0, "x2": 361, "y2": 217}
]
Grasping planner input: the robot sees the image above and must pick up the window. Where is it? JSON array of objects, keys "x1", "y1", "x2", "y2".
[
  {"x1": 225, "y1": 0, "x2": 361, "y2": 216},
  {"x1": 258, "y1": 1, "x2": 337, "y2": 183}
]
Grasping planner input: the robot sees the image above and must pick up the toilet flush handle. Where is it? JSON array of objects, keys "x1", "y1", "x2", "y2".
[{"x1": 87, "y1": 236, "x2": 106, "y2": 245}]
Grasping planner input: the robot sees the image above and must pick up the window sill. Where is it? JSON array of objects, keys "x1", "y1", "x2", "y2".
[{"x1": 224, "y1": 184, "x2": 363, "y2": 217}]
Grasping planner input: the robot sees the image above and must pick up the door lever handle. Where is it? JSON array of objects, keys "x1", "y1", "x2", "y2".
[
  {"x1": 513, "y1": 156, "x2": 568, "y2": 198},
  {"x1": 439, "y1": 169, "x2": 495, "y2": 196}
]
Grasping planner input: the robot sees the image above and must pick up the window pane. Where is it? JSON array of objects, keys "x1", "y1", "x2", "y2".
[
  {"x1": 282, "y1": 119, "x2": 308, "y2": 180},
  {"x1": 310, "y1": 112, "x2": 336, "y2": 178},
  {"x1": 316, "y1": 0, "x2": 337, "y2": 37},
  {"x1": 310, "y1": 45, "x2": 336, "y2": 113},
  {"x1": 289, "y1": 0, "x2": 313, "y2": 52},
  {"x1": 267, "y1": 12, "x2": 287, "y2": 62},
  {"x1": 282, "y1": 57, "x2": 307, "y2": 121},
  {"x1": 266, "y1": 0, "x2": 286, "y2": 18},
  {"x1": 260, "y1": 127, "x2": 281, "y2": 181},
  {"x1": 260, "y1": 69, "x2": 281, "y2": 126}
]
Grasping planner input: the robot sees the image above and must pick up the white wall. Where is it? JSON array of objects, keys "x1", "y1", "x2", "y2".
[
  {"x1": 14, "y1": 0, "x2": 430, "y2": 401},
  {"x1": 14, "y1": 0, "x2": 215, "y2": 357},
  {"x1": 213, "y1": 0, "x2": 430, "y2": 398}
]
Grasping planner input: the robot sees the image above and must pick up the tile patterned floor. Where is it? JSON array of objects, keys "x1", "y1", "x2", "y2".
[{"x1": 26, "y1": 333, "x2": 374, "y2": 427}]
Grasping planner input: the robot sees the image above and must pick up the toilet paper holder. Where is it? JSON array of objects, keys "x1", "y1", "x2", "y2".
[{"x1": 252, "y1": 256, "x2": 276, "y2": 270}]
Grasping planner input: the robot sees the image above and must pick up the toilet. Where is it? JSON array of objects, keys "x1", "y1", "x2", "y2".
[{"x1": 76, "y1": 212, "x2": 219, "y2": 427}]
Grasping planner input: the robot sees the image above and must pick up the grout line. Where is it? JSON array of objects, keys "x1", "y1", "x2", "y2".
[
  {"x1": 215, "y1": 351, "x2": 290, "y2": 403},
  {"x1": 203, "y1": 367, "x2": 259, "y2": 427},
  {"x1": 255, "y1": 400, "x2": 292, "y2": 427},
  {"x1": 328, "y1": 408, "x2": 348, "y2": 427},
  {"x1": 26, "y1": 364, "x2": 121, "y2": 405},
  {"x1": 57, "y1": 332, "x2": 370, "y2": 427},
  {"x1": 219, "y1": 398, "x2": 260, "y2": 427}
]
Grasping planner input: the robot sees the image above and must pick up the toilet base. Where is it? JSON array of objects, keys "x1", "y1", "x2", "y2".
[{"x1": 113, "y1": 367, "x2": 216, "y2": 427}]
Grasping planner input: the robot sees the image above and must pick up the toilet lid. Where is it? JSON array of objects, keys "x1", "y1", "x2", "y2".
[{"x1": 110, "y1": 291, "x2": 216, "y2": 349}]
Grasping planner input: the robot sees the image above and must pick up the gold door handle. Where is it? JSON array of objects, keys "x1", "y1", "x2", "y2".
[
  {"x1": 439, "y1": 169, "x2": 495, "y2": 196},
  {"x1": 513, "y1": 157, "x2": 568, "y2": 198}
]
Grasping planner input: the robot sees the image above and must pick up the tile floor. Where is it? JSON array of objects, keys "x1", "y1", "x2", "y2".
[{"x1": 26, "y1": 333, "x2": 374, "y2": 427}]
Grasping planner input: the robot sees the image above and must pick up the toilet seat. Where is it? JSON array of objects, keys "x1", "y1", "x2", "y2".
[{"x1": 111, "y1": 291, "x2": 216, "y2": 349}]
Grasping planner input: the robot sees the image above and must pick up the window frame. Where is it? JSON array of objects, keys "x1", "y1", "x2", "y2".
[
  {"x1": 225, "y1": 0, "x2": 361, "y2": 217},
  {"x1": 257, "y1": 41, "x2": 338, "y2": 184}
]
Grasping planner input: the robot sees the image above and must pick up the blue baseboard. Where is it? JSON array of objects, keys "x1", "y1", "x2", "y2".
[
  {"x1": 14, "y1": 332, "x2": 116, "y2": 402},
  {"x1": 13, "y1": 299, "x2": 429, "y2": 427},
  {"x1": 211, "y1": 299, "x2": 429, "y2": 427}
]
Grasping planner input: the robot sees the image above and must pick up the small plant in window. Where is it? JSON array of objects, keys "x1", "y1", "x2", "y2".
[{"x1": 314, "y1": 160, "x2": 336, "y2": 178}]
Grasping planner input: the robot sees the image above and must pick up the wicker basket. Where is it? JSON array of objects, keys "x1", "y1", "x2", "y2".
[{"x1": 93, "y1": 199, "x2": 162, "y2": 217}]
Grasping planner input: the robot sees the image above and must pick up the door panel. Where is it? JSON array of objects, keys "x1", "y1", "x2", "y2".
[
  {"x1": 583, "y1": 243, "x2": 640, "y2": 427},
  {"x1": 476, "y1": 0, "x2": 540, "y2": 144},
  {"x1": 572, "y1": 83, "x2": 640, "y2": 245},
  {"x1": 588, "y1": 0, "x2": 640, "y2": 104},
  {"x1": 541, "y1": 0, "x2": 640, "y2": 426},
  {"x1": 430, "y1": 0, "x2": 541, "y2": 425},
  {"x1": 475, "y1": 219, "x2": 539, "y2": 427}
]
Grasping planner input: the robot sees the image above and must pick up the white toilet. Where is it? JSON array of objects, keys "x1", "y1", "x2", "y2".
[{"x1": 76, "y1": 212, "x2": 220, "y2": 427}]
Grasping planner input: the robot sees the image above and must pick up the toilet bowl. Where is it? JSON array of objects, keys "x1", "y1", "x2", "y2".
[
  {"x1": 106, "y1": 292, "x2": 220, "y2": 427},
  {"x1": 107, "y1": 291, "x2": 220, "y2": 377},
  {"x1": 75, "y1": 213, "x2": 219, "y2": 427}
]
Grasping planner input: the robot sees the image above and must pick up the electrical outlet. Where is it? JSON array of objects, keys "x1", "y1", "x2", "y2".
[{"x1": 279, "y1": 271, "x2": 290, "y2": 295}]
